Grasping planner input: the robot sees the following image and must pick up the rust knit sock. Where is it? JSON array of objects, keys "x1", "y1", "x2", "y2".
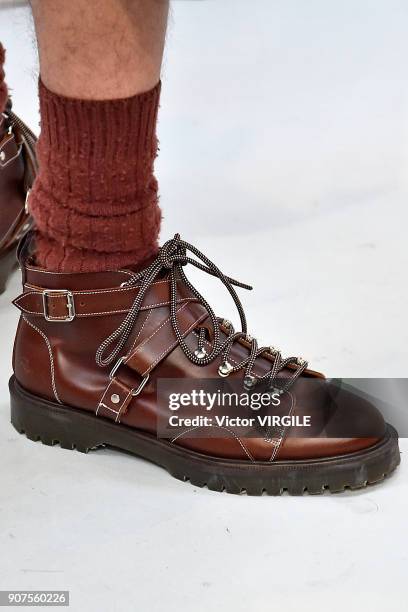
[
  {"x1": 0, "y1": 43, "x2": 7, "y2": 113},
  {"x1": 30, "y1": 79, "x2": 162, "y2": 272}
]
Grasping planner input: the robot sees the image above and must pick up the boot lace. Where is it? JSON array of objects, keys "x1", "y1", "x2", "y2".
[{"x1": 96, "y1": 234, "x2": 308, "y2": 392}]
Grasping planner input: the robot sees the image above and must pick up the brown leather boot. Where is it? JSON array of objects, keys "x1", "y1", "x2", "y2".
[
  {"x1": 0, "y1": 102, "x2": 37, "y2": 294},
  {"x1": 10, "y1": 234, "x2": 400, "y2": 495}
]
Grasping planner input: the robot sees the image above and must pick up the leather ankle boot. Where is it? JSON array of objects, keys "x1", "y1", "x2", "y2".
[
  {"x1": 10, "y1": 234, "x2": 400, "y2": 495},
  {"x1": 0, "y1": 102, "x2": 36, "y2": 293}
]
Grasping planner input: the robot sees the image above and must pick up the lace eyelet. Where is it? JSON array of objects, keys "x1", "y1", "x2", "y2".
[
  {"x1": 194, "y1": 347, "x2": 207, "y2": 359},
  {"x1": 218, "y1": 361, "x2": 233, "y2": 377},
  {"x1": 244, "y1": 374, "x2": 257, "y2": 389}
]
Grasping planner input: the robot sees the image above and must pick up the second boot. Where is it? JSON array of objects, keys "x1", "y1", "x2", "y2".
[{"x1": 0, "y1": 101, "x2": 37, "y2": 293}]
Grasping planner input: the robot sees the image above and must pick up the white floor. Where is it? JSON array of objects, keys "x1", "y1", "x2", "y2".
[{"x1": 0, "y1": 1, "x2": 407, "y2": 611}]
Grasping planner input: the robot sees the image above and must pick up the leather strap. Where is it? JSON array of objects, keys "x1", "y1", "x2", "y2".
[
  {"x1": 13, "y1": 279, "x2": 198, "y2": 320},
  {"x1": 0, "y1": 130, "x2": 22, "y2": 170},
  {"x1": 0, "y1": 208, "x2": 31, "y2": 252},
  {"x1": 124, "y1": 301, "x2": 208, "y2": 377},
  {"x1": 96, "y1": 377, "x2": 134, "y2": 423},
  {"x1": 95, "y1": 301, "x2": 208, "y2": 419}
]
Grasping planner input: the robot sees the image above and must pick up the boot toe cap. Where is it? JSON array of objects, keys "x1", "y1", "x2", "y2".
[{"x1": 276, "y1": 382, "x2": 387, "y2": 460}]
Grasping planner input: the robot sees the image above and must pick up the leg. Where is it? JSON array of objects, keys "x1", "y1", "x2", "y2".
[
  {"x1": 30, "y1": 0, "x2": 169, "y2": 99},
  {"x1": 29, "y1": 0, "x2": 169, "y2": 271}
]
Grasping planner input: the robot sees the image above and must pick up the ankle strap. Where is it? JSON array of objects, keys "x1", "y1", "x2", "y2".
[{"x1": 13, "y1": 279, "x2": 197, "y2": 321}]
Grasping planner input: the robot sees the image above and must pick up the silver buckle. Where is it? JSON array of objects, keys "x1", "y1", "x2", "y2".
[
  {"x1": 131, "y1": 374, "x2": 150, "y2": 397},
  {"x1": 109, "y1": 356, "x2": 149, "y2": 396},
  {"x1": 109, "y1": 356, "x2": 125, "y2": 379},
  {"x1": 42, "y1": 289, "x2": 75, "y2": 322}
]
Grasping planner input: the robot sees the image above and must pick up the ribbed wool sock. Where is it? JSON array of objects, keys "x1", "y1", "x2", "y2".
[
  {"x1": 30, "y1": 80, "x2": 162, "y2": 272},
  {"x1": 0, "y1": 43, "x2": 7, "y2": 113}
]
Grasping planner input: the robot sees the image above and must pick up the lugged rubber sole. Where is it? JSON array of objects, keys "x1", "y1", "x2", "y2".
[{"x1": 9, "y1": 376, "x2": 401, "y2": 496}]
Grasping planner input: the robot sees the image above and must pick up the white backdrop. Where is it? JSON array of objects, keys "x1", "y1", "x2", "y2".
[
  {"x1": 1, "y1": 0, "x2": 408, "y2": 374},
  {"x1": 0, "y1": 3, "x2": 407, "y2": 611},
  {"x1": 3, "y1": 0, "x2": 407, "y2": 376}
]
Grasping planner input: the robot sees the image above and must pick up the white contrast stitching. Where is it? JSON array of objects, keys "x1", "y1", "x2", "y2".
[
  {"x1": 268, "y1": 391, "x2": 295, "y2": 462},
  {"x1": 171, "y1": 425, "x2": 255, "y2": 462},
  {"x1": 117, "y1": 269, "x2": 137, "y2": 277},
  {"x1": 14, "y1": 298, "x2": 195, "y2": 318},
  {"x1": 22, "y1": 278, "x2": 169, "y2": 294},
  {"x1": 24, "y1": 267, "x2": 139, "y2": 280},
  {"x1": 128, "y1": 308, "x2": 153, "y2": 354},
  {"x1": 14, "y1": 292, "x2": 40, "y2": 304},
  {"x1": 0, "y1": 133, "x2": 22, "y2": 169},
  {"x1": 193, "y1": 330, "x2": 292, "y2": 461},
  {"x1": 96, "y1": 381, "x2": 120, "y2": 416},
  {"x1": 130, "y1": 302, "x2": 189, "y2": 357},
  {"x1": 97, "y1": 403, "x2": 119, "y2": 415},
  {"x1": 22, "y1": 315, "x2": 62, "y2": 404},
  {"x1": 96, "y1": 379, "x2": 133, "y2": 423},
  {"x1": 144, "y1": 312, "x2": 206, "y2": 376},
  {"x1": 75, "y1": 298, "x2": 195, "y2": 317}
]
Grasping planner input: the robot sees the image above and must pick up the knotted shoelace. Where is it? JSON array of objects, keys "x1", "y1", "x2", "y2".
[{"x1": 96, "y1": 234, "x2": 308, "y2": 392}]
